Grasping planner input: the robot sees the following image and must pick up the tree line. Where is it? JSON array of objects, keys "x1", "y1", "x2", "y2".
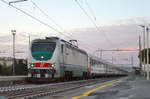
[
  {"x1": 0, "y1": 60, "x2": 27, "y2": 76},
  {"x1": 139, "y1": 48, "x2": 150, "y2": 64}
]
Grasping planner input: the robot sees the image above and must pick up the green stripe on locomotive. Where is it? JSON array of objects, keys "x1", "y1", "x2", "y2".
[{"x1": 32, "y1": 51, "x2": 54, "y2": 61}]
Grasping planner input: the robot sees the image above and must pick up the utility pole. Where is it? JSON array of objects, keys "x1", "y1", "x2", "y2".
[
  {"x1": 139, "y1": 25, "x2": 146, "y2": 76},
  {"x1": 100, "y1": 49, "x2": 102, "y2": 59},
  {"x1": 28, "y1": 35, "x2": 30, "y2": 46},
  {"x1": 112, "y1": 56, "x2": 114, "y2": 64},
  {"x1": 139, "y1": 35, "x2": 142, "y2": 73},
  {"x1": 11, "y1": 30, "x2": 16, "y2": 76},
  {"x1": 131, "y1": 56, "x2": 134, "y2": 67},
  {"x1": 146, "y1": 27, "x2": 149, "y2": 80},
  {"x1": 28, "y1": 34, "x2": 30, "y2": 69},
  {"x1": 93, "y1": 49, "x2": 103, "y2": 59}
]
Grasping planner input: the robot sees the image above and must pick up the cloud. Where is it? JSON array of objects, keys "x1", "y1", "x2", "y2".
[
  {"x1": 67, "y1": 17, "x2": 149, "y2": 66},
  {"x1": 70, "y1": 23, "x2": 140, "y2": 51},
  {"x1": 114, "y1": 16, "x2": 150, "y2": 26},
  {"x1": 0, "y1": 17, "x2": 149, "y2": 66}
]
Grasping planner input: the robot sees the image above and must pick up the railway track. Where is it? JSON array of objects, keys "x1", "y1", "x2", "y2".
[{"x1": 0, "y1": 78, "x2": 120, "y2": 99}]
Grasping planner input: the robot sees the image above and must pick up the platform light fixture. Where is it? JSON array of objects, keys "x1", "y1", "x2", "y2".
[
  {"x1": 11, "y1": 30, "x2": 16, "y2": 76},
  {"x1": 146, "y1": 27, "x2": 149, "y2": 80},
  {"x1": 138, "y1": 25, "x2": 146, "y2": 76}
]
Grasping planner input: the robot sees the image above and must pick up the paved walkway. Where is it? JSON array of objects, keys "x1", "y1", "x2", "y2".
[
  {"x1": 41, "y1": 76, "x2": 150, "y2": 99},
  {"x1": 81, "y1": 76, "x2": 150, "y2": 99}
]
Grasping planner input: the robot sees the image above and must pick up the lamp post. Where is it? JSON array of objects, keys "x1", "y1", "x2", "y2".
[
  {"x1": 146, "y1": 27, "x2": 149, "y2": 80},
  {"x1": 11, "y1": 30, "x2": 16, "y2": 76},
  {"x1": 112, "y1": 56, "x2": 114, "y2": 64},
  {"x1": 139, "y1": 35, "x2": 142, "y2": 73},
  {"x1": 27, "y1": 34, "x2": 30, "y2": 69},
  {"x1": 100, "y1": 49, "x2": 102, "y2": 59},
  {"x1": 131, "y1": 56, "x2": 134, "y2": 67},
  {"x1": 139, "y1": 25, "x2": 146, "y2": 76}
]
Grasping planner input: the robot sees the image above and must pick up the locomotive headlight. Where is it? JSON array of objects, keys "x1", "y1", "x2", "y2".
[
  {"x1": 41, "y1": 56, "x2": 44, "y2": 59},
  {"x1": 30, "y1": 63, "x2": 35, "y2": 68},
  {"x1": 51, "y1": 64, "x2": 55, "y2": 68}
]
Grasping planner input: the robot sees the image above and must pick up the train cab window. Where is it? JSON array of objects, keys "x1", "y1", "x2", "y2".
[{"x1": 61, "y1": 44, "x2": 64, "y2": 54}]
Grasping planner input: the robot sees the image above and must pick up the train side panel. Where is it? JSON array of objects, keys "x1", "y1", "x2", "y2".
[
  {"x1": 60, "y1": 43, "x2": 88, "y2": 78},
  {"x1": 88, "y1": 55, "x2": 107, "y2": 77}
]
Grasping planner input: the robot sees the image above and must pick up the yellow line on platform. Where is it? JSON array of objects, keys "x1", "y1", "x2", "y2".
[{"x1": 71, "y1": 79, "x2": 125, "y2": 99}]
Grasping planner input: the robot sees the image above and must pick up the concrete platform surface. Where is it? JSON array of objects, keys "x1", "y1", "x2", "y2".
[
  {"x1": 79, "y1": 76, "x2": 150, "y2": 99},
  {"x1": 41, "y1": 76, "x2": 150, "y2": 99},
  {"x1": 0, "y1": 76, "x2": 27, "y2": 87},
  {"x1": 0, "y1": 76, "x2": 26, "y2": 81}
]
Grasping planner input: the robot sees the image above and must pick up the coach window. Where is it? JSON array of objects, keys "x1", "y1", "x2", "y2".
[
  {"x1": 101, "y1": 63, "x2": 103, "y2": 68},
  {"x1": 61, "y1": 44, "x2": 64, "y2": 54},
  {"x1": 96, "y1": 61, "x2": 98, "y2": 67},
  {"x1": 98, "y1": 62, "x2": 100, "y2": 67}
]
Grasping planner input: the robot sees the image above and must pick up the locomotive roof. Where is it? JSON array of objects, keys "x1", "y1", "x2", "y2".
[
  {"x1": 32, "y1": 36, "x2": 87, "y2": 55},
  {"x1": 60, "y1": 38, "x2": 87, "y2": 55},
  {"x1": 32, "y1": 36, "x2": 59, "y2": 42}
]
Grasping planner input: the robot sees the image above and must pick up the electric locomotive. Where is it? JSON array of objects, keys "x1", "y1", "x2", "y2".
[{"x1": 28, "y1": 37, "x2": 89, "y2": 82}]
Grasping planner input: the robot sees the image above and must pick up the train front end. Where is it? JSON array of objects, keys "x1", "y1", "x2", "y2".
[{"x1": 27, "y1": 37, "x2": 60, "y2": 82}]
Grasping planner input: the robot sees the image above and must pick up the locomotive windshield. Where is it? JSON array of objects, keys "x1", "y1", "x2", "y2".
[{"x1": 31, "y1": 42, "x2": 56, "y2": 61}]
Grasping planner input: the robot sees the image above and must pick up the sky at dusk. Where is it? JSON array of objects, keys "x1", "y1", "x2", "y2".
[{"x1": 0, "y1": 0, "x2": 150, "y2": 67}]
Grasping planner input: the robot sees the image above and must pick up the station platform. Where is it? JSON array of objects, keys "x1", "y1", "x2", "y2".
[
  {"x1": 72, "y1": 76, "x2": 150, "y2": 99},
  {"x1": 0, "y1": 76, "x2": 27, "y2": 87},
  {"x1": 42, "y1": 76, "x2": 150, "y2": 99},
  {"x1": 0, "y1": 76, "x2": 26, "y2": 81}
]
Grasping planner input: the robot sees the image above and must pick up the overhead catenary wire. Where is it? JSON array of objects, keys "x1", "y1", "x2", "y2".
[
  {"x1": 4, "y1": 0, "x2": 94, "y2": 52},
  {"x1": 1, "y1": 0, "x2": 96, "y2": 52},
  {"x1": 75, "y1": 0, "x2": 98, "y2": 30},
  {"x1": 30, "y1": 0, "x2": 72, "y2": 36},
  {"x1": 30, "y1": 0, "x2": 80, "y2": 39},
  {"x1": 74, "y1": 0, "x2": 114, "y2": 47},
  {"x1": 0, "y1": 0, "x2": 75, "y2": 40},
  {"x1": 84, "y1": 0, "x2": 96, "y2": 21},
  {"x1": 30, "y1": 0, "x2": 98, "y2": 51}
]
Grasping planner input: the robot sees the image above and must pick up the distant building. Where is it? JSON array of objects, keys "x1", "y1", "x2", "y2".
[
  {"x1": 16, "y1": 58, "x2": 27, "y2": 64},
  {"x1": 0, "y1": 57, "x2": 27, "y2": 67},
  {"x1": 0, "y1": 57, "x2": 13, "y2": 67}
]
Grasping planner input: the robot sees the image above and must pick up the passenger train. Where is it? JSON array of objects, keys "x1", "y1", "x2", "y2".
[{"x1": 27, "y1": 37, "x2": 126, "y2": 82}]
